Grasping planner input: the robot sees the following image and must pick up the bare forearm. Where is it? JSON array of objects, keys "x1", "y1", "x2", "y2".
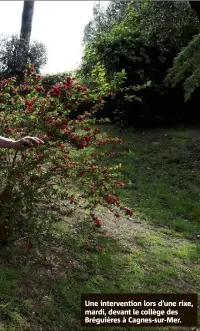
[
  {"x1": 0, "y1": 136, "x2": 16, "y2": 148},
  {"x1": 0, "y1": 136, "x2": 44, "y2": 149}
]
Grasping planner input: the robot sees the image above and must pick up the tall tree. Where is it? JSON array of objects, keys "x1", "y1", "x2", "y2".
[
  {"x1": 165, "y1": 2, "x2": 200, "y2": 102},
  {"x1": 83, "y1": 0, "x2": 129, "y2": 45},
  {"x1": 20, "y1": 1, "x2": 35, "y2": 45},
  {"x1": 19, "y1": 1, "x2": 35, "y2": 81}
]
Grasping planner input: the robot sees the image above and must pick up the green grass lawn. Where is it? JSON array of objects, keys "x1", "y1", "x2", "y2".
[
  {"x1": 97, "y1": 124, "x2": 200, "y2": 238},
  {"x1": 0, "y1": 124, "x2": 199, "y2": 331}
]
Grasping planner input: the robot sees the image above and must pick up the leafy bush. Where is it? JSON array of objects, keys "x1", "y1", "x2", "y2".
[
  {"x1": 79, "y1": 3, "x2": 150, "y2": 122},
  {"x1": 165, "y1": 34, "x2": 200, "y2": 102},
  {"x1": 80, "y1": 1, "x2": 200, "y2": 123},
  {"x1": 0, "y1": 64, "x2": 133, "y2": 246},
  {"x1": 42, "y1": 71, "x2": 75, "y2": 91}
]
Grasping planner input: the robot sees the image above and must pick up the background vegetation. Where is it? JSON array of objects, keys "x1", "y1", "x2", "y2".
[{"x1": 78, "y1": 0, "x2": 200, "y2": 125}]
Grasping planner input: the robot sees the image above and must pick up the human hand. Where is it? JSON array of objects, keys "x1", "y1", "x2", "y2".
[{"x1": 13, "y1": 136, "x2": 44, "y2": 150}]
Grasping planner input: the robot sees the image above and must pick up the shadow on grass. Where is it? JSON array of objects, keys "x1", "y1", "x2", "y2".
[
  {"x1": 91, "y1": 123, "x2": 200, "y2": 240},
  {"x1": 0, "y1": 123, "x2": 199, "y2": 330},
  {"x1": 0, "y1": 211, "x2": 199, "y2": 331}
]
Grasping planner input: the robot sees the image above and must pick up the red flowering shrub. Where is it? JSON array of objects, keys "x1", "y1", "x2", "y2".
[
  {"x1": 0, "y1": 64, "x2": 134, "y2": 245},
  {"x1": 97, "y1": 245, "x2": 103, "y2": 252}
]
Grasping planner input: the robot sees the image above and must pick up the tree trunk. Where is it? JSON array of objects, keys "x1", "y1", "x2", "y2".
[
  {"x1": 19, "y1": 1, "x2": 35, "y2": 83},
  {"x1": 20, "y1": 1, "x2": 35, "y2": 44}
]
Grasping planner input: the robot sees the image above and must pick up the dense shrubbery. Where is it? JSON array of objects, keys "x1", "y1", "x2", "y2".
[
  {"x1": 0, "y1": 65, "x2": 133, "y2": 246},
  {"x1": 42, "y1": 71, "x2": 75, "y2": 91},
  {"x1": 79, "y1": 1, "x2": 200, "y2": 124},
  {"x1": 166, "y1": 34, "x2": 200, "y2": 102},
  {"x1": 42, "y1": 63, "x2": 148, "y2": 122}
]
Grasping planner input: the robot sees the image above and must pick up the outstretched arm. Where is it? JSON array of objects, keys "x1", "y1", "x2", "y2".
[{"x1": 0, "y1": 136, "x2": 44, "y2": 149}]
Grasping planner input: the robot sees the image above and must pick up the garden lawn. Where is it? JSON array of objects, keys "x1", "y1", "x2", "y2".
[{"x1": 0, "y1": 123, "x2": 199, "y2": 331}]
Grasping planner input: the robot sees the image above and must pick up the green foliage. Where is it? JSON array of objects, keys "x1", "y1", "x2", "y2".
[
  {"x1": 80, "y1": 4, "x2": 149, "y2": 121},
  {"x1": 80, "y1": 61, "x2": 127, "y2": 97},
  {"x1": 80, "y1": 0, "x2": 200, "y2": 122},
  {"x1": 140, "y1": 1, "x2": 199, "y2": 48},
  {"x1": 81, "y1": 4, "x2": 142, "y2": 78},
  {"x1": 83, "y1": 0, "x2": 129, "y2": 45},
  {"x1": 0, "y1": 35, "x2": 47, "y2": 79},
  {"x1": 42, "y1": 71, "x2": 75, "y2": 90},
  {"x1": 165, "y1": 34, "x2": 200, "y2": 101}
]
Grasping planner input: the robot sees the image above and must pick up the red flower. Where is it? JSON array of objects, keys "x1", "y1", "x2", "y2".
[
  {"x1": 94, "y1": 217, "x2": 103, "y2": 227},
  {"x1": 97, "y1": 245, "x2": 103, "y2": 252},
  {"x1": 47, "y1": 132, "x2": 54, "y2": 138},
  {"x1": 36, "y1": 154, "x2": 42, "y2": 160},
  {"x1": 89, "y1": 167, "x2": 95, "y2": 174},
  {"x1": 79, "y1": 143, "x2": 84, "y2": 149},
  {"x1": 124, "y1": 207, "x2": 134, "y2": 216},
  {"x1": 59, "y1": 120, "x2": 69, "y2": 130},
  {"x1": 66, "y1": 77, "x2": 73, "y2": 85},
  {"x1": 0, "y1": 191, "x2": 12, "y2": 199},
  {"x1": 27, "y1": 242, "x2": 33, "y2": 249},
  {"x1": 93, "y1": 128, "x2": 100, "y2": 135},
  {"x1": 47, "y1": 116, "x2": 54, "y2": 123},
  {"x1": 69, "y1": 195, "x2": 74, "y2": 203},
  {"x1": 80, "y1": 86, "x2": 87, "y2": 92},
  {"x1": 114, "y1": 180, "x2": 125, "y2": 188},
  {"x1": 25, "y1": 100, "x2": 33, "y2": 107},
  {"x1": 5, "y1": 128, "x2": 14, "y2": 134},
  {"x1": 35, "y1": 85, "x2": 44, "y2": 93},
  {"x1": 79, "y1": 169, "x2": 86, "y2": 176},
  {"x1": 26, "y1": 106, "x2": 34, "y2": 113},
  {"x1": 38, "y1": 135, "x2": 45, "y2": 141},
  {"x1": 105, "y1": 194, "x2": 120, "y2": 205},
  {"x1": 49, "y1": 88, "x2": 60, "y2": 97}
]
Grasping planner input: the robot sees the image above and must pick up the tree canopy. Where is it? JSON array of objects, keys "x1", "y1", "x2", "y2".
[{"x1": 79, "y1": 1, "x2": 200, "y2": 123}]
